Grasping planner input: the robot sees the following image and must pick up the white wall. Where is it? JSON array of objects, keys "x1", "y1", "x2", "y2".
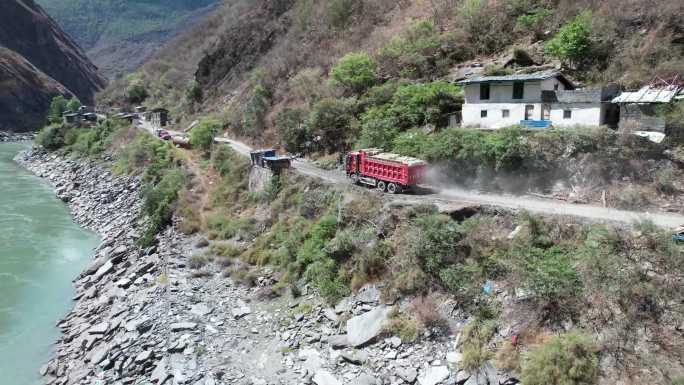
[
  {"x1": 462, "y1": 103, "x2": 542, "y2": 129},
  {"x1": 463, "y1": 77, "x2": 567, "y2": 104},
  {"x1": 549, "y1": 103, "x2": 602, "y2": 127}
]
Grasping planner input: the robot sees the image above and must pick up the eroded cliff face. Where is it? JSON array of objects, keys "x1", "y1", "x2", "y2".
[{"x1": 0, "y1": 0, "x2": 106, "y2": 131}]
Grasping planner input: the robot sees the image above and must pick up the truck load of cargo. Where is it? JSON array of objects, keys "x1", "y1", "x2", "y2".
[
  {"x1": 345, "y1": 149, "x2": 428, "y2": 194},
  {"x1": 250, "y1": 149, "x2": 291, "y2": 171}
]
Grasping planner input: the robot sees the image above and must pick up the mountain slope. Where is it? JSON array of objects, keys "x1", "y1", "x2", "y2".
[
  {"x1": 0, "y1": 0, "x2": 106, "y2": 131},
  {"x1": 35, "y1": 0, "x2": 219, "y2": 79},
  {"x1": 0, "y1": 47, "x2": 72, "y2": 132}
]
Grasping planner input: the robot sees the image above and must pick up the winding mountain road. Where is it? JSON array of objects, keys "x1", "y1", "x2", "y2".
[{"x1": 140, "y1": 120, "x2": 684, "y2": 228}]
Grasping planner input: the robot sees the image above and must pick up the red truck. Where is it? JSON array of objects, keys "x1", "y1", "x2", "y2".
[{"x1": 345, "y1": 149, "x2": 428, "y2": 193}]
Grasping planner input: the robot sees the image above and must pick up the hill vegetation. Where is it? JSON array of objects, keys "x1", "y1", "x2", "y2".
[{"x1": 36, "y1": 0, "x2": 219, "y2": 78}]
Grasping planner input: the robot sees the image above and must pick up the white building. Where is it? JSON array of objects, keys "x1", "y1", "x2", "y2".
[{"x1": 457, "y1": 70, "x2": 618, "y2": 129}]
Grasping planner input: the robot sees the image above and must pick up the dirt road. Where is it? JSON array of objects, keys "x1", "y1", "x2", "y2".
[{"x1": 140, "y1": 121, "x2": 684, "y2": 228}]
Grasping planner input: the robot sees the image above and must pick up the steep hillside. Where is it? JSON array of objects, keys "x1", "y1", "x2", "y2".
[
  {"x1": 0, "y1": 47, "x2": 72, "y2": 132},
  {"x1": 36, "y1": 0, "x2": 219, "y2": 79},
  {"x1": 0, "y1": 0, "x2": 106, "y2": 132}
]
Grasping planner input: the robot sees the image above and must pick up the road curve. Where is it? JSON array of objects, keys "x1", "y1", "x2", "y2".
[{"x1": 140, "y1": 121, "x2": 684, "y2": 229}]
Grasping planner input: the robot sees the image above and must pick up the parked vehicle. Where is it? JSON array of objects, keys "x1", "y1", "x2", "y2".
[
  {"x1": 345, "y1": 149, "x2": 427, "y2": 193},
  {"x1": 156, "y1": 129, "x2": 171, "y2": 141},
  {"x1": 250, "y1": 149, "x2": 291, "y2": 171},
  {"x1": 674, "y1": 226, "x2": 684, "y2": 243}
]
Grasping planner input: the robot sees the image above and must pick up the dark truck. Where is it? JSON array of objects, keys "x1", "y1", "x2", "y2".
[{"x1": 250, "y1": 149, "x2": 291, "y2": 172}]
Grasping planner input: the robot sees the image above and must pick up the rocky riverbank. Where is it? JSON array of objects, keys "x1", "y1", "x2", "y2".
[
  {"x1": 1, "y1": 131, "x2": 35, "y2": 142},
  {"x1": 15, "y1": 148, "x2": 517, "y2": 385}
]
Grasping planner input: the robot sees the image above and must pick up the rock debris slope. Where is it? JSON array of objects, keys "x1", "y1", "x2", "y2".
[{"x1": 16, "y1": 150, "x2": 520, "y2": 385}]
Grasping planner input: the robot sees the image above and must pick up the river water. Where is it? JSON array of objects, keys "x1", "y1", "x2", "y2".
[{"x1": 0, "y1": 142, "x2": 100, "y2": 384}]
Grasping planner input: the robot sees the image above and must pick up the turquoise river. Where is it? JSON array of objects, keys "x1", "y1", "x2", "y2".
[{"x1": 0, "y1": 142, "x2": 101, "y2": 384}]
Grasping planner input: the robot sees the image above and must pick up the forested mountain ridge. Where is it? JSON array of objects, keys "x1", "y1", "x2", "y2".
[{"x1": 36, "y1": 0, "x2": 220, "y2": 79}]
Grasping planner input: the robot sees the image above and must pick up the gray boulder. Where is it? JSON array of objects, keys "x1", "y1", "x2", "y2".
[{"x1": 346, "y1": 305, "x2": 392, "y2": 347}]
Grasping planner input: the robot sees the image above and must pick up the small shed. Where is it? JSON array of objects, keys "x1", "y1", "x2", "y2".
[{"x1": 612, "y1": 83, "x2": 684, "y2": 133}]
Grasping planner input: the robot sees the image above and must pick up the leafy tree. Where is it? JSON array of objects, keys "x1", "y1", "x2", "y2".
[
  {"x1": 330, "y1": 52, "x2": 378, "y2": 94},
  {"x1": 546, "y1": 11, "x2": 593, "y2": 67},
  {"x1": 66, "y1": 97, "x2": 82, "y2": 112},
  {"x1": 306, "y1": 97, "x2": 358, "y2": 153},
  {"x1": 47, "y1": 96, "x2": 68, "y2": 124},
  {"x1": 359, "y1": 81, "x2": 462, "y2": 149},
  {"x1": 189, "y1": 118, "x2": 222, "y2": 152},
  {"x1": 276, "y1": 107, "x2": 311, "y2": 154},
  {"x1": 127, "y1": 81, "x2": 149, "y2": 104},
  {"x1": 239, "y1": 69, "x2": 271, "y2": 138},
  {"x1": 185, "y1": 81, "x2": 203, "y2": 103},
  {"x1": 521, "y1": 332, "x2": 599, "y2": 385}
]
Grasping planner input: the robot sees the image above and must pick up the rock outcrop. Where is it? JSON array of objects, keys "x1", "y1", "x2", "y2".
[{"x1": 0, "y1": 0, "x2": 106, "y2": 132}]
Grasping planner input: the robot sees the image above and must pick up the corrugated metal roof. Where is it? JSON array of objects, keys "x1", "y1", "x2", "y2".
[
  {"x1": 457, "y1": 70, "x2": 570, "y2": 85},
  {"x1": 612, "y1": 86, "x2": 682, "y2": 103}
]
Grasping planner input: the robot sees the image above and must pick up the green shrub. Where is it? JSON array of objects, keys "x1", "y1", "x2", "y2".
[
  {"x1": 378, "y1": 20, "x2": 445, "y2": 79},
  {"x1": 457, "y1": 0, "x2": 513, "y2": 55},
  {"x1": 546, "y1": 11, "x2": 593, "y2": 67},
  {"x1": 207, "y1": 215, "x2": 256, "y2": 240},
  {"x1": 330, "y1": 52, "x2": 378, "y2": 94},
  {"x1": 66, "y1": 119, "x2": 122, "y2": 156},
  {"x1": 411, "y1": 213, "x2": 461, "y2": 274},
  {"x1": 517, "y1": 245, "x2": 583, "y2": 311},
  {"x1": 521, "y1": 332, "x2": 599, "y2": 385},
  {"x1": 114, "y1": 132, "x2": 178, "y2": 182},
  {"x1": 36, "y1": 124, "x2": 67, "y2": 150},
  {"x1": 460, "y1": 319, "x2": 496, "y2": 372},
  {"x1": 190, "y1": 118, "x2": 221, "y2": 152},
  {"x1": 189, "y1": 254, "x2": 209, "y2": 269},
  {"x1": 139, "y1": 168, "x2": 187, "y2": 246},
  {"x1": 615, "y1": 187, "x2": 649, "y2": 209},
  {"x1": 654, "y1": 166, "x2": 678, "y2": 194},
  {"x1": 515, "y1": 8, "x2": 552, "y2": 39},
  {"x1": 385, "y1": 311, "x2": 420, "y2": 343}
]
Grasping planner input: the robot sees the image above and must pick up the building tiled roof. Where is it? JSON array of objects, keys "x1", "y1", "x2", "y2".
[{"x1": 457, "y1": 70, "x2": 575, "y2": 89}]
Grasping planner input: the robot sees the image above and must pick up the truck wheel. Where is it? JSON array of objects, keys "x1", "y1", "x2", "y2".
[
  {"x1": 350, "y1": 174, "x2": 359, "y2": 185},
  {"x1": 376, "y1": 181, "x2": 386, "y2": 192},
  {"x1": 387, "y1": 183, "x2": 398, "y2": 194}
]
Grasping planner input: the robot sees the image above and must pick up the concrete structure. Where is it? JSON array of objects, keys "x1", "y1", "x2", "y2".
[{"x1": 457, "y1": 70, "x2": 618, "y2": 129}]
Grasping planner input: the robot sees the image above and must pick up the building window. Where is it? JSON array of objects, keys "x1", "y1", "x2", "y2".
[
  {"x1": 513, "y1": 81, "x2": 524, "y2": 99},
  {"x1": 481, "y1": 110, "x2": 488, "y2": 118},
  {"x1": 563, "y1": 110, "x2": 572, "y2": 119},
  {"x1": 554, "y1": 83, "x2": 559, "y2": 91},
  {"x1": 480, "y1": 83, "x2": 490, "y2": 100},
  {"x1": 502, "y1": 109, "x2": 510, "y2": 118}
]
